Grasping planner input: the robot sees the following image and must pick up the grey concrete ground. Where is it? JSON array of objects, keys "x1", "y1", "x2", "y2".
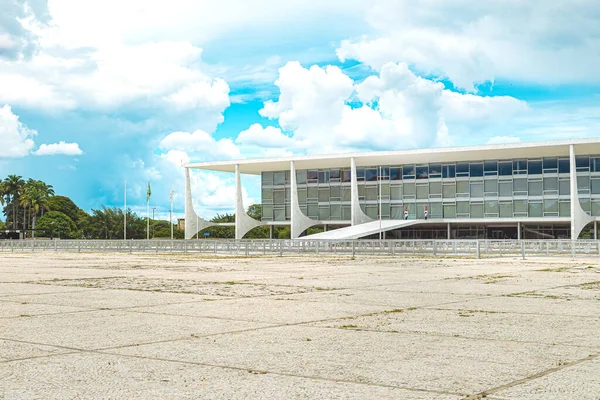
[{"x1": 0, "y1": 253, "x2": 599, "y2": 399}]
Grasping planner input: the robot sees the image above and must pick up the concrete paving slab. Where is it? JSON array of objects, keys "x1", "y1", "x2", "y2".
[
  {"x1": 112, "y1": 325, "x2": 591, "y2": 395},
  {"x1": 0, "y1": 301, "x2": 91, "y2": 319},
  {"x1": 0, "y1": 309, "x2": 271, "y2": 350},
  {"x1": 0, "y1": 283, "x2": 92, "y2": 296},
  {"x1": 0, "y1": 339, "x2": 72, "y2": 361},
  {"x1": 132, "y1": 297, "x2": 390, "y2": 324},
  {"x1": 0, "y1": 352, "x2": 461, "y2": 400}
]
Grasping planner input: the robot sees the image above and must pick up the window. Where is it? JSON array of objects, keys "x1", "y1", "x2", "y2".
[
  {"x1": 429, "y1": 163, "x2": 442, "y2": 178},
  {"x1": 470, "y1": 182, "x2": 484, "y2": 197},
  {"x1": 416, "y1": 166, "x2": 429, "y2": 179},
  {"x1": 342, "y1": 206, "x2": 351, "y2": 220},
  {"x1": 514, "y1": 200, "x2": 527, "y2": 215},
  {"x1": 528, "y1": 180, "x2": 542, "y2": 196},
  {"x1": 457, "y1": 201, "x2": 469, "y2": 215},
  {"x1": 484, "y1": 179, "x2": 498, "y2": 194},
  {"x1": 296, "y1": 170, "x2": 307, "y2": 184},
  {"x1": 543, "y1": 157, "x2": 558, "y2": 171},
  {"x1": 274, "y1": 171, "x2": 285, "y2": 185},
  {"x1": 330, "y1": 186, "x2": 341, "y2": 199},
  {"x1": 443, "y1": 183, "x2": 456, "y2": 198},
  {"x1": 307, "y1": 187, "x2": 318, "y2": 200},
  {"x1": 307, "y1": 170, "x2": 318, "y2": 182},
  {"x1": 404, "y1": 182, "x2": 416, "y2": 197},
  {"x1": 262, "y1": 171, "x2": 274, "y2": 185},
  {"x1": 559, "y1": 179, "x2": 570, "y2": 195},
  {"x1": 499, "y1": 201, "x2": 512, "y2": 218},
  {"x1": 513, "y1": 159, "x2": 527, "y2": 174},
  {"x1": 262, "y1": 189, "x2": 273, "y2": 202},
  {"x1": 274, "y1": 207, "x2": 286, "y2": 221},
  {"x1": 457, "y1": 181, "x2": 469, "y2": 195},
  {"x1": 298, "y1": 189, "x2": 307, "y2": 203},
  {"x1": 403, "y1": 164, "x2": 415, "y2": 178},
  {"x1": 592, "y1": 178, "x2": 600, "y2": 195},
  {"x1": 342, "y1": 187, "x2": 351, "y2": 201},
  {"x1": 318, "y1": 170, "x2": 329, "y2": 184},
  {"x1": 273, "y1": 190, "x2": 285, "y2": 204},
  {"x1": 528, "y1": 201, "x2": 543, "y2": 217},
  {"x1": 484, "y1": 160, "x2": 497, "y2": 175},
  {"x1": 499, "y1": 181, "x2": 512, "y2": 197},
  {"x1": 356, "y1": 168, "x2": 365, "y2": 181},
  {"x1": 528, "y1": 160, "x2": 542, "y2": 175},
  {"x1": 485, "y1": 200, "x2": 499, "y2": 215},
  {"x1": 578, "y1": 175, "x2": 590, "y2": 191},
  {"x1": 592, "y1": 200, "x2": 600, "y2": 216},
  {"x1": 366, "y1": 205, "x2": 378, "y2": 219},
  {"x1": 262, "y1": 205, "x2": 273, "y2": 220},
  {"x1": 390, "y1": 167, "x2": 401, "y2": 181},
  {"x1": 330, "y1": 204, "x2": 341, "y2": 220},
  {"x1": 366, "y1": 168, "x2": 378, "y2": 182},
  {"x1": 443, "y1": 204, "x2": 456, "y2": 218},
  {"x1": 559, "y1": 201, "x2": 570, "y2": 217},
  {"x1": 592, "y1": 157, "x2": 600, "y2": 173},
  {"x1": 391, "y1": 185, "x2": 402, "y2": 200},
  {"x1": 456, "y1": 163, "x2": 469, "y2": 177},
  {"x1": 416, "y1": 184, "x2": 429, "y2": 199},
  {"x1": 544, "y1": 199, "x2": 558, "y2": 214},
  {"x1": 342, "y1": 169, "x2": 351, "y2": 183},
  {"x1": 366, "y1": 186, "x2": 377, "y2": 201},
  {"x1": 513, "y1": 178, "x2": 527, "y2": 194},
  {"x1": 543, "y1": 177, "x2": 558, "y2": 192},
  {"x1": 318, "y1": 205, "x2": 330, "y2": 220},
  {"x1": 318, "y1": 188, "x2": 330, "y2": 202},
  {"x1": 307, "y1": 204, "x2": 318, "y2": 219},
  {"x1": 430, "y1": 203, "x2": 442, "y2": 218},
  {"x1": 381, "y1": 167, "x2": 390, "y2": 179},
  {"x1": 442, "y1": 164, "x2": 456, "y2": 178},
  {"x1": 498, "y1": 161, "x2": 512, "y2": 176},
  {"x1": 576, "y1": 156, "x2": 590, "y2": 171},
  {"x1": 429, "y1": 182, "x2": 442, "y2": 196},
  {"x1": 470, "y1": 203, "x2": 484, "y2": 218},
  {"x1": 470, "y1": 162, "x2": 483, "y2": 177},
  {"x1": 558, "y1": 159, "x2": 570, "y2": 174}
]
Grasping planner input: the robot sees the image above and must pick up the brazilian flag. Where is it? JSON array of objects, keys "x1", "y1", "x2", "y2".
[{"x1": 146, "y1": 181, "x2": 151, "y2": 202}]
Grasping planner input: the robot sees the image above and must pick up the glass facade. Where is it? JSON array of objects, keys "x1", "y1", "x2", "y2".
[{"x1": 260, "y1": 155, "x2": 600, "y2": 222}]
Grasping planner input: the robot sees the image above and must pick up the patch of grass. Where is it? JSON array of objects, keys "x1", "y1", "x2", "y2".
[
  {"x1": 305, "y1": 338, "x2": 311, "y2": 342},
  {"x1": 340, "y1": 324, "x2": 359, "y2": 329},
  {"x1": 536, "y1": 267, "x2": 572, "y2": 272},
  {"x1": 383, "y1": 309, "x2": 404, "y2": 314}
]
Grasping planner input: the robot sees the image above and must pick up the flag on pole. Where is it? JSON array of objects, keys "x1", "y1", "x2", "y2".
[
  {"x1": 146, "y1": 181, "x2": 152, "y2": 202},
  {"x1": 169, "y1": 186, "x2": 174, "y2": 202}
]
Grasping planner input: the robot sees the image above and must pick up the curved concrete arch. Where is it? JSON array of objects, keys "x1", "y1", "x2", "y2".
[
  {"x1": 570, "y1": 144, "x2": 594, "y2": 239},
  {"x1": 290, "y1": 161, "x2": 320, "y2": 239},
  {"x1": 351, "y1": 157, "x2": 374, "y2": 226},
  {"x1": 235, "y1": 164, "x2": 265, "y2": 239},
  {"x1": 184, "y1": 168, "x2": 215, "y2": 239}
]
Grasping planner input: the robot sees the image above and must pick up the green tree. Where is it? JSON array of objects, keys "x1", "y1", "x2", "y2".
[
  {"x1": 36, "y1": 211, "x2": 78, "y2": 239},
  {"x1": 3, "y1": 175, "x2": 25, "y2": 230},
  {"x1": 0, "y1": 220, "x2": 5, "y2": 230},
  {"x1": 47, "y1": 196, "x2": 80, "y2": 225},
  {"x1": 20, "y1": 180, "x2": 52, "y2": 238}
]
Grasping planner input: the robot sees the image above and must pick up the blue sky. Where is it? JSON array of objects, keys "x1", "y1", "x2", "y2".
[{"x1": 1, "y1": 0, "x2": 599, "y2": 221}]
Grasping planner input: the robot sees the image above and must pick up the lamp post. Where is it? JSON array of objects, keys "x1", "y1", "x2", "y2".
[{"x1": 151, "y1": 207, "x2": 156, "y2": 238}]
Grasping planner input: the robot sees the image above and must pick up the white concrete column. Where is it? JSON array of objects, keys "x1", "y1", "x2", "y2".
[
  {"x1": 447, "y1": 223, "x2": 451, "y2": 240},
  {"x1": 570, "y1": 144, "x2": 593, "y2": 240},
  {"x1": 184, "y1": 167, "x2": 214, "y2": 239},
  {"x1": 595, "y1": 221, "x2": 598, "y2": 240},
  {"x1": 290, "y1": 161, "x2": 319, "y2": 239},
  {"x1": 269, "y1": 225, "x2": 273, "y2": 239},
  {"x1": 517, "y1": 222, "x2": 521, "y2": 240},
  {"x1": 235, "y1": 164, "x2": 264, "y2": 240},
  {"x1": 351, "y1": 157, "x2": 373, "y2": 226}
]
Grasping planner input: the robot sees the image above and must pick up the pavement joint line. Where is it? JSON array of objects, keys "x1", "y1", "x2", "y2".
[
  {"x1": 0, "y1": 309, "x2": 110, "y2": 320},
  {"x1": 424, "y1": 306, "x2": 600, "y2": 319},
  {"x1": 95, "y1": 349, "x2": 466, "y2": 398},
  {"x1": 462, "y1": 352, "x2": 600, "y2": 399},
  {"x1": 308, "y1": 324, "x2": 600, "y2": 350},
  {"x1": 0, "y1": 288, "x2": 107, "y2": 298},
  {"x1": 0, "y1": 351, "x2": 82, "y2": 364}
]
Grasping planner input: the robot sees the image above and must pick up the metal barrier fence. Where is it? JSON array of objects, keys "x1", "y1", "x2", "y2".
[{"x1": 2, "y1": 239, "x2": 600, "y2": 258}]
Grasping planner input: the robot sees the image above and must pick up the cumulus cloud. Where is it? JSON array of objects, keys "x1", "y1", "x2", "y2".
[
  {"x1": 0, "y1": 1, "x2": 50, "y2": 60},
  {"x1": 0, "y1": 104, "x2": 36, "y2": 158},
  {"x1": 244, "y1": 61, "x2": 528, "y2": 155},
  {"x1": 159, "y1": 130, "x2": 241, "y2": 160},
  {"x1": 337, "y1": 0, "x2": 600, "y2": 90},
  {"x1": 34, "y1": 141, "x2": 83, "y2": 156}
]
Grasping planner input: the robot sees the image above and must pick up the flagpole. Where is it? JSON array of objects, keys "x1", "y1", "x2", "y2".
[
  {"x1": 124, "y1": 180, "x2": 127, "y2": 241},
  {"x1": 170, "y1": 183, "x2": 174, "y2": 240},
  {"x1": 147, "y1": 181, "x2": 150, "y2": 240}
]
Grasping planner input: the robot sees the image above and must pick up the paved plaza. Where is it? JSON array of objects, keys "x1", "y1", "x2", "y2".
[{"x1": 0, "y1": 252, "x2": 599, "y2": 399}]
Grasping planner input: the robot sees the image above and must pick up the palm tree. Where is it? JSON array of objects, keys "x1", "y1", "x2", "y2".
[
  {"x1": 3, "y1": 175, "x2": 25, "y2": 230},
  {"x1": 22, "y1": 187, "x2": 50, "y2": 238}
]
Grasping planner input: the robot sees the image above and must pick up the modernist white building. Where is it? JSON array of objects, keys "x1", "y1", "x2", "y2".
[{"x1": 184, "y1": 139, "x2": 600, "y2": 240}]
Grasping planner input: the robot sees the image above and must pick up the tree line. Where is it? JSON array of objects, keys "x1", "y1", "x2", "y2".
[{"x1": 0, "y1": 175, "x2": 312, "y2": 239}]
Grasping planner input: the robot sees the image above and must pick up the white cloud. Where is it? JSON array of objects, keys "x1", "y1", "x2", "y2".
[
  {"x1": 236, "y1": 124, "x2": 296, "y2": 148},
  {"x1": 487, "y1": 136, "x2": 521, "y2": 145},
  {"x1": 0, "y1": 104, "x2": 36, "y2": 158},
  {"x1": 34, "y1": 141, "x2": 83, "y2": 156},
  {"x1": 159, "y1": 130, "x2": 241, "y2": 160},
  {"x1": 247, "y1": 61, "x2": 528, "y2": 155},
  {"x1": 337, "y1": 0, "x2": 600, "y2": 90},
  {"x1": 165, "y1": 78, "x2": 230, "y2": 112}
]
